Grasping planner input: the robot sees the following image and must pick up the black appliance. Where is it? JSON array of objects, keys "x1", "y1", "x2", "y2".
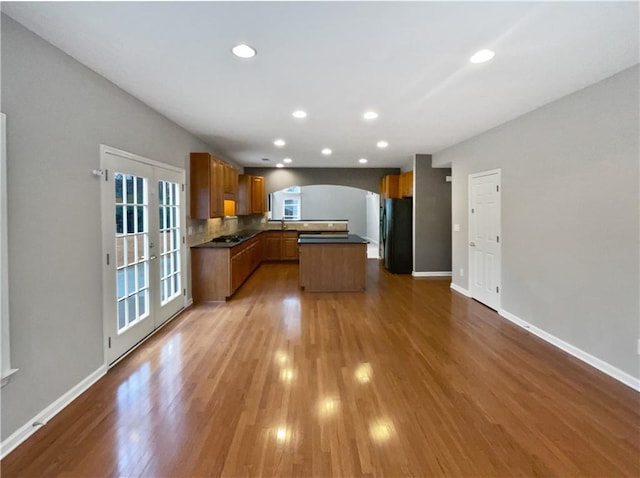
[{"x1": 381, "y1": 198, "x2": 413, "y2": 273}]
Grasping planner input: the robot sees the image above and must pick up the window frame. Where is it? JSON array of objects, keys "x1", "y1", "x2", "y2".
[{"x1": 282, "y1": 197, "x2": 301, "y2": 220}]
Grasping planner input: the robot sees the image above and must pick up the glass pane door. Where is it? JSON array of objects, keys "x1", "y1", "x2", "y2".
[
  {"x1": 102, "y1": 147, "x2": 185, "y2": 364},
  {"x1": 159, "y1": 180, "x2": 181, "y2": 305},
  {"x1": 114, "y1": 173, "x2": 150, "y2": 332},
  {"x1": 154, "y1": 168, "x2": 185, "y2": 327}
]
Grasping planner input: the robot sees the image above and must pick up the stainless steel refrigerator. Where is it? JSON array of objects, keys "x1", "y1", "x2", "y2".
[{"x1": 381, "y1": 198, "x2": 413, "y2": 273}]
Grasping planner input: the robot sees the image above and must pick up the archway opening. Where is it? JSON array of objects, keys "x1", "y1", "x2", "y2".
[{"x1": 269, "y1": 184, "x2": 380, "y2": 256}]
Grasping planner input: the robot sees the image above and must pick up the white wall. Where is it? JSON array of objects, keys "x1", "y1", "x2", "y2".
[
  {"x1": 433, "y1": 65, "x2": 639, "y2": 381},
  {"x1": 365, "y1": 192, "x2": 380, "y2": 244},
  {"x1": 272, "y1": 185, "x2": 368, "y2": 237}
]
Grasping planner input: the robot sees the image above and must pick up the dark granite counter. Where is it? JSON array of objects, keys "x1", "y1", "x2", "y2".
[
  {"x1": 191, "y1": 229, "x2": 263, "y2": 249},
  {"x1": 298, "y1": 234, "x2": 368, "y2": 244}
]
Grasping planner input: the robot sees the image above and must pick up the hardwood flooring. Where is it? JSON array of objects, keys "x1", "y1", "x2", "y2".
[{"x1": 3, "y1": 261, "x2": 639, "y2": 477}]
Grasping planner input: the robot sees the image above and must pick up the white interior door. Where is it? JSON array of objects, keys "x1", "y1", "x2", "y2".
[
  {"x1": 101, "y1": 146, "x2": 185, "y2": 365},
  {"x1": 469, "y1": 169, "x2": 501, "y2": 310}
]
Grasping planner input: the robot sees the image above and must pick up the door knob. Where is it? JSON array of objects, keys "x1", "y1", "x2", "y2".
[
  {"x1": 149, "y1": 255, "x2": 158, "y2": 260},
  {"x1": 469, "y1": 242, "x2": 476, "y2": 247}
]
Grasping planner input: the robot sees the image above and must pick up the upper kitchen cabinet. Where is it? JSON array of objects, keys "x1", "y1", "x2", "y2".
[
  {"x1": 399, "y1": 171, "x2": 414, "y2": 197},
  {"x1": 190, "y1": 152, "x2": 224, "y2": 219},
  {"x1": 223, "y1": 163, "x2": 239, "y2": 200},
  {"x1": 238, "y1": 174, "x2": 266, "y2": 215},
  {"x1": 380, "y1": 174, "x2": 399, "y2": 199}
]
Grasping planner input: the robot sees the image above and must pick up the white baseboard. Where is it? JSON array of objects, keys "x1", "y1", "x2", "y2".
[
  {"x1": 1, "y1": 364, "x2": 108, "y2": 459},
  {"x1": 412, "y1": 271, "x2": 452, "y2": 277},
  {"x1": 450, "y1": 282, "x2": 471, "y2": 296},
  {"x1": 499, "y1": 308, "x2": 640, "y2": 392}
]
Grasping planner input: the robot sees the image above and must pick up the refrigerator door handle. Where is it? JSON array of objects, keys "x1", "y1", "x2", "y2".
[{"x1": 381, "y1": 209, "x2": 387, "y2": 242}]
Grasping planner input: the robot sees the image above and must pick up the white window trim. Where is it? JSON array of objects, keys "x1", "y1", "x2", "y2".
[
  {"x1": 282, "y1": 197, "x2": 301, "y2": 220},
  {"x1": 1, "y1": 113, "x2": 18, "y2": 387}
]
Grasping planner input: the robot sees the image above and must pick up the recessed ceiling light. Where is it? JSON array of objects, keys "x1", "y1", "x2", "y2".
[
  {"x1": 363, "y1": 111, "x2": 379, "y2": 120},
  {"x1": 321, "y1": 148, "x2": 332, "y2": 155},
  {"x1": 283, "y1": 158, "x2": 292, "y2": 163},
  {"x1": 292, "y1": 110, "x2": 307, "y2": 119},
  {"x1": 274, "y1": 139, "x2": 286, "y2": 147},
  {"x1": 231, "y1": 44, "x2": 256, "y2": 59},
  {"x1": 377, "y1": 141, "x2": 388, "y2": 149},
  {"x1": 470, "y1": 49, "x2": 495, "y2": 64},
  {"x1": 359, "y1": 158, "x2": 368, "y2": 164},
  {"x1": 276, "y1": 163, "x2": 284, "y2": 168}
]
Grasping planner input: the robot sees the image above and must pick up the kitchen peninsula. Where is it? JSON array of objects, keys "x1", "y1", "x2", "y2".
[{"x1": 298, "y1": 234, "x2": 368, "y2": 292}]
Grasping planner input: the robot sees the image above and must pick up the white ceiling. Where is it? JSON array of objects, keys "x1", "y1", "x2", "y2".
[{"x1": 3, "y1": 2, "x2": 639, "y2": 169}]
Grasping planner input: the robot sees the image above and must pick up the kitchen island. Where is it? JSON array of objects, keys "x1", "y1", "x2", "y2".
[{"x1": 298, "y1": 234, "x2": 368, "y2": 292}]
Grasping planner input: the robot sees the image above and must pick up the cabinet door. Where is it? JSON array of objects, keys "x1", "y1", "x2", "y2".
[
  {"x1": 400, "y1": 171, "x2": 413, "y2": 197},
  {"x1": 265, "y1": 232, "x2": 282, "y2": 260},
  {"x1": 190, "y1": 153, "x2": 211, "y2": 219},
  {"x1": 223, "y1": 164, "x2": 239, "y2": 199},
  {"x1": 251, "y1": 176, "x2": 265, "y2": 214},
  {"x1": 381, "y1": 175, "x2": 400, "y2": 199},
  {"x1": 282, "y1": 234, "x2": 299, "y2": 261},
  {"x1": 190, "y1": 152, "x2": 225, "y2": 219},
  {"x1": 207, "y1": 157, "x2": 223, "y2": 218},
  {"x1": 230, "y1": 252, "x2": 243, "y2": 293}
]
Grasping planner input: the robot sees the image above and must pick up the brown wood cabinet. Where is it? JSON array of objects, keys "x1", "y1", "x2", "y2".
[
  {"x1": 192, "y1": 233, "x2": 265, "y2": 302},
  {"x1": 282, "y1": 233, "x2": 299, "y2": 260},
  {"x1": 399, "y1": 171, "x2": 414, "y2": 197},
  {"x1": 238, "y1": 174, "x2": 266, "y2": 215},
  {"x1": 264, "y1": 231, "x2": 299, "y2": 261},
  {"x1": 230, "y1": 235, "x2": 263, "y2": 293},
  {"x1": 190, "y1": 153, "x2": 224, "y2": 218},
  {"x1": 223, "y1": 163, "x2": 239, "y2": 200},
  {"x1": 299, "y1": 242, "x2": 367, "y2": 292},
  {"x1": 380, "y1": 175, "x2": 399, "y2": 199}
]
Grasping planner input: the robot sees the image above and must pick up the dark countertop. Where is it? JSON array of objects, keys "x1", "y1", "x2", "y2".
[
  {"x1": 191, "y1": 229, "x2": 358, "y2": 249},
  {"x1": 266, "y1": 229, "x2": 349, "y2": 234},
  {"x1": 191, "y1": 229, "x2": 263, "y2": 249},
  {"x1": 267, "y1": 219, "x2": 348, "y2": 222},
  {"x1": 298, "y1": 234, "x2": 368, "y2": 245}
]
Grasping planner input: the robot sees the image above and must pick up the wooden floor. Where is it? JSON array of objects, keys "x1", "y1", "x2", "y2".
[{"x1": 3, "y1": 261, "x2": 639, "y2": 477}]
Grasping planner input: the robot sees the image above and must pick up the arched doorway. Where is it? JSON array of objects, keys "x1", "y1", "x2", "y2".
[{"x1": 269, "y1": 184, "x2": 380, "y2": 258}]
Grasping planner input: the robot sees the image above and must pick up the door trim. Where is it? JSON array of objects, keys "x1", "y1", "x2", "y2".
[
  {"x1": 100, "y1": 145, "x2": 184, "y2": 173},
  {"x1": 99, "y1": 144, "x2": 186, "y2": 367},
  {"x1": 468, "y1": 168, "x2": 501, "y2": 310}
]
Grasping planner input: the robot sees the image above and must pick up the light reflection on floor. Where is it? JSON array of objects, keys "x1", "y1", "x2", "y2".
[
  {"x1": 116, "y1": 362, "x2": 151, "y2": 476},
  {"x1": 281, "y1": 296, "x2": 301, "y2": 337}
]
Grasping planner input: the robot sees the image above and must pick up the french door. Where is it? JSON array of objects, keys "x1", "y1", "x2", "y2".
[
  {"x1": 100, "y1": 146, "x2": 185, "y2": 365},
  {"x1": 469, "y1": 169, "x2": 501, "y2": 310}
]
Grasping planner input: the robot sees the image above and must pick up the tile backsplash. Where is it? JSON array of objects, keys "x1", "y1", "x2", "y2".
[{"x1": 187, "y1": 215, "x2": 266, "y2": 246}]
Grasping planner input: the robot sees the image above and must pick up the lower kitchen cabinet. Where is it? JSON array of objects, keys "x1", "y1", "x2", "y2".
[
  {"x1": 264, "y1": 231, "x2": 299, "y2": 261},
  {"x1": 192, "y1": 233, "x2": 265, "y2": 302}
]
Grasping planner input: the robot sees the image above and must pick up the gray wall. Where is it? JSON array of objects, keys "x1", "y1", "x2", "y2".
[
  {"x1": 271, "y1": 185, "x2": 368, "y2": 236},
  {"x1": 245, "y1": 167, "x2": 399, "y2": 194},
  {"x1": 432, "y1": 65, "x2": 639, "y2": 379},
  {"x1": 0, "y1": 16, "x2": 219, "y2": 440},
  {"x1": 413, "y1": 155, "x2": 452, "y2": 273}
]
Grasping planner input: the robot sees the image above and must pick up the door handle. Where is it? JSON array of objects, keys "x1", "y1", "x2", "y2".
[
  {"x1": 149, "y1": 255, "x2": 158, "y2": 260},
  {"x1": 469, "y1": 242, "x2": 476, "y2": 247}
]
